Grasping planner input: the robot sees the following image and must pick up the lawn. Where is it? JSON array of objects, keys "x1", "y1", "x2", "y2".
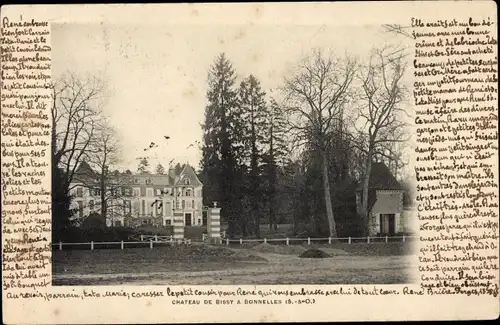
[
  {"x1": 52, "y1": 242, "x2": 416, "y2": 286},
  {"x1": 53, "y1": 244, "x2": 265, "y2": 274}
]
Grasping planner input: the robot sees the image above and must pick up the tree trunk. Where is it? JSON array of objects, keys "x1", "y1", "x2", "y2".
[
  {"x1": 100, "y1": 173, "x2": 107, "y2": 227},
  {"x1": 321, "y1": 151, "x2": 337, "y2": 238},
  {"x1": 269, "y1": 199, "x2": 273, "y2": 232},
  {"x1": 361, "y1": 151, "x2": 373, "y2": 237},
  {"x1": 255, "y1": 211, "x2": 260, "y2": 238}
]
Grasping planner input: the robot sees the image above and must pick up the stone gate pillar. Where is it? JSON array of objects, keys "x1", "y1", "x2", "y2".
[
  {"x1": 173, "y1": 210, "x2": 184, "y2": 240},
  {"x1": 208, "y1": 202, "x2": 221, "y2": 244}
]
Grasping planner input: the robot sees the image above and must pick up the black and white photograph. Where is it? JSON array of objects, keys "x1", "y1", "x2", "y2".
[{"x1": 50, "y1": 22, "x2": 418, "y2": 286}]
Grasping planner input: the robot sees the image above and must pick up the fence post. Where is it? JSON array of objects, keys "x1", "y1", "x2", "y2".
[
  {"x1": 150, "y1": 240, "x2": 153, "y2": 249},
  {"x1": 155, "y1": 234, "x2": 158, "y2": 242},
  {"x1": 307, "y1": 237, "x2": 310, "y2": 245},
  {"x1": 264, "y1": 238, "x2": 267, "y2": 244},
  {"x1": 121, "y1": 241, "x2": 124, "y2": 250},
  {"x1": 240, "y1": 238, "x2": 243, "y2": 245},
  {"x1": 59, "y1": 242, "x2": 62, "y2": 251},
  {"x1": 385, "y1": 236, "x2": 388, "y2": 243},
  {"x1": 367, "y1": 236, "x2": 370, "y2": 244},
  {"x1": 348, "y1": 237, "x2": 351, "y2": 244},
  {"x1": 286, "y1": 238, "x2": 289, "y2": 246},
  {"x1": 328, "y1": 237, "x2": 331, "y2": 244},
  {"x1": 226, "y1": 238, "x2": 229, "y2": 245},
  {"x1": 91, "y1": 241, "x2": 94, "y2": 250},
  {"x1": 403, "y1": 235, "x2": 406, "y2": 243},
  {"x1": 140, "y1": 234, "x2": 144, "y2": 241}
]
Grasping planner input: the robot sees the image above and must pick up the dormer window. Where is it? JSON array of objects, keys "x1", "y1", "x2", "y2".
[
  {"x1": 146, "y1": 179, "x2": 152, "y2": 185},
  {"x1": 185, "y1": 179, "x2": 190, "y2": 185},
  {"x1": 134, "y1": 179, "x2": 139, "y2": 184}
]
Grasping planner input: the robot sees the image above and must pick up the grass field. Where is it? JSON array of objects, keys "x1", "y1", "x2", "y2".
[{"x1": 52, "y1": 242, "x2": 417, "y2": 285}]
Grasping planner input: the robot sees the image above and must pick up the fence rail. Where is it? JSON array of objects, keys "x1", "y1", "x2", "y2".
[
  {"x1": 52, "y1": 235, "x2": 416, "y2": 251},
  {"x1": 128, "y1": 234, "x2": 174, "y2": 242},
  {"x1": 223, "y1": 235, "x2": 417, "y2": 245},
  {"x1": 52, "y1": 238, "x2": 191, "y2": 250}
]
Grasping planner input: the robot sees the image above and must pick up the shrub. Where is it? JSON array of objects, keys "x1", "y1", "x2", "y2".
[{"x1": 299, "y1": 248, "x2": 332, "y2": 258}]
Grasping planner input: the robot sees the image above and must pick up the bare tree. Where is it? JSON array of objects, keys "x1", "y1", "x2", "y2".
[
  {"x1": 381, "y1": 24, "x2": 412, "y2": 39},
  {"x1": 72, "y1": 121, "x2": 134, "y2": 226},
  {"x1": 86, "y1": 120, "x2": 126, "y2": 225},
  {"x1": 51, "y1": 73, "x2": 107, "y2": 194},
  {"x1": 282, "y1": 49, "x2": 356, "y2": 238},
  {"x1": 355, "y1": 46, "x2": 409, "y2": 235}
]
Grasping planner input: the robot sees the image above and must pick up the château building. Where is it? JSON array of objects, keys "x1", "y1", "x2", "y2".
[{"x1": 69, "y1": 162, "x2": 203, "y2": 228}]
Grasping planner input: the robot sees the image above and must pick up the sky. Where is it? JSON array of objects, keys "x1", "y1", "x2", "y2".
[{"x1": 52, "y1": 23, "x2": 413, "y2": 174}]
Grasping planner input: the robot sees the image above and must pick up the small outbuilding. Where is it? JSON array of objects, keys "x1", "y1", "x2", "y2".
[{"x1": 356, "y1": 162, "x2": 405, "y2": 236}]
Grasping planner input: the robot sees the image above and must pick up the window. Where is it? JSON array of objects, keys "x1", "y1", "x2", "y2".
[
  {"x1": 89, "y1": 200, "x2": 94, "y2": 211},
  {"x1": 192, "y1": 200, "x2": 195, "y2": 209},
  {"x1": 165, "y1": 220, "x2": 171, "y2": 225},
  {"x1": 115, "y1": 220, "x2": 122, "y2": 227},
  {"x1": 146, "y1": 188, "x2": 154, "y2": 197},
  {"x1": 156, "y1": 189, "x2": 162, "y2": 196},
  {"x1": 134, "y1": 179, "x2": 139, "y2": 184},
  {"x1": 141, "y1": 200, "x2": 145, "y2": 215},
  {"x1": 76, "y1": 187, "x2": 83, "y2": 197},
  {"x1": 133, "y1": 201, "x2": 140, "y2": 216},
  {"x1": 140, "y1": 187, "x2": 146, "y2": 196},
  {"x1": 175, "y1": 200, "x2": 180, "y2": 210},
  {"x1": 156, "y1": 202, "x2": 163, "y2": 216},
  {"x1": 123, "y1": 200, "x2": 131, "y2": 214},
  {"x1": 163, "y1": 188, "x2": 169, "y2": 195},
  {"x1": 165, "y1": 202, "x2": 171, "y2": 216},
  {"x1": 133, "y1": 188, "x2": 140, "y2": 197},
  {"x1": 77, "y1": 201, "x2": 83, "y2": 218},
  {"x1": 182, "y1": 200, "x2": 185, "y2": 209},
  {"x1": 186, "y1": 188, "x2": 192, "y2": 197},
  {"x1": 198, "y1": 219, "x2": 201, "y2": 225}
]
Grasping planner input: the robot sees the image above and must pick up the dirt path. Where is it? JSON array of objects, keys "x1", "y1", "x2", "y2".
[{"x1": 53, "y1": 248, "x2": 417, "y2": 285}]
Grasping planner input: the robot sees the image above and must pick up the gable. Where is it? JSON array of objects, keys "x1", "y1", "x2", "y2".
[{"x1": 175, "y1": 165, "x2": 202, "y2": 186}]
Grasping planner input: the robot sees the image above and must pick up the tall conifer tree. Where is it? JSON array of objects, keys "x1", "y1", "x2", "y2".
[
  {"x1": 238, "y1": 75, "x2": 268, "y2": 236},
  {"x1": 201, "y1": 53, "x2": 242, "y2": 236}
]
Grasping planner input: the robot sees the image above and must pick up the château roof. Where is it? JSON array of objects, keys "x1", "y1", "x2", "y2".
[
  {"x1": 71, "y1": 162, "x2": 202, "y2": 187},
  {"x1": 73, "y1": 161, "x2": 99, "y2": 185}
]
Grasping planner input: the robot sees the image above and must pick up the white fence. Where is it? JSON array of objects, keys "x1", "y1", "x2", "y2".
[
  {"x1": 129, "y1": 234, "x2": 174, "y2": 242},
  {"x1": 53, "y1": 238, "x2": 191, "y2": 250},
  {"x1": 52, "y1": 235, "x2": 416, "y2": 251},
  {"x1": 223, "y1": 235, "x2": 417, "y2": 245}
]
